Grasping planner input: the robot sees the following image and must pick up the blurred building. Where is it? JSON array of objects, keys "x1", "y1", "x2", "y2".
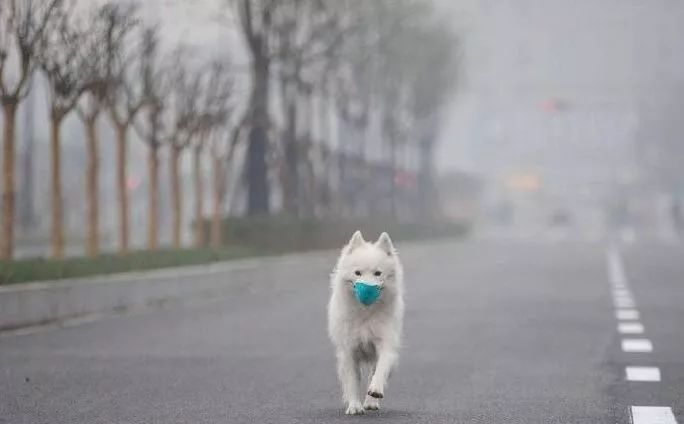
[
  {"x1": 437, "y1": 171, "x2": 483, "y2": 224},
  {"x1": 443, "y1": 0, "x2": 684, "y2": 238}
]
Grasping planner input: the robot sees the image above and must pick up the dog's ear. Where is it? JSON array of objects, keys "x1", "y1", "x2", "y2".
[
  {"x1": 375, "y1": 232, "x2": 395, "y2": 256},
  {"x1": 347, "y1": 230, "x2": 366, "y2": 252}
]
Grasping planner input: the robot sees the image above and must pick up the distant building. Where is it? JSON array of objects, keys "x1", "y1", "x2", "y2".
[{"x1": 444, "y1": 0, "x2": 684, "y2": 235}]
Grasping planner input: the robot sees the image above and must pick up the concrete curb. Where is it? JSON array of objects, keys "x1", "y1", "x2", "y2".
[{"x1": 0, "y1": 250, "x2": 335, "y2": 332}]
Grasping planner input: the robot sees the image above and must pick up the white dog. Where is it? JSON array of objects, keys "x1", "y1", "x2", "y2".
[{"x1": 327, "y1": 231, "x2": 405, "y2": 415}]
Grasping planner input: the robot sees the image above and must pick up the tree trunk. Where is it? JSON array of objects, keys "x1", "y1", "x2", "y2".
[
  {"x1": 20, "y1": 88, "x2": 36, "y2": 230},
  {"x1": 115, "y1": 124, "x2": 129, "y2": 255},
  {"x1": 1, "y1": 102, "x2": 17, "y2": 260},
  {"x1": 193, "y1": 146, "x2": 205, "y2": 247},
  {"x1": 318, "y1": 90, "x2": 332, "y2": 216},
  {"x1": 246, "y1": 56, "x2": 270, "y2": 215},
  {"x1": 357, "y1": 120, "x2": 370, "y2": 218},
  {"x1": 337, "y1": 149, "x2": 348, "y2": 218},
  {"x1": 147, "y1": 144, "x2": 159, "y2": 250},
  {"x1": 210, "y1": 156, "x2": 224, "y2": 249},
  {"x1": 50, "y1": 115, "x2": 65, "y2": 259},
  {"x1": 300, "y1": 89, "x2": 315, "y2": 218},
  {"x1": 283, "y1": 83, "x2": 299, "y2": 215},
  {"x1": 418, "y1": 134, "x2": 436, "y2": 219},
  {"x1": 389, "y1": 138, "x2": 397, "y2": 220},
  {"x1": 84, "y1": 116, "x2": 100, "y2": 257},
  {"x1": 247, "y1": 125, "x2": 269, "y2": 216},
  {"x1": 170, "y1": 145, "x2": 182, "y2": 249}
]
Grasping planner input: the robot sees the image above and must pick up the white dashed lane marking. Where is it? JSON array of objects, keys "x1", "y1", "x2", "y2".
[
  {"x1": 616, "y1": 309, "x2": 640, "y2": 320},
  {"x1": 607, "y1": 247, "x2": 678, "y2": 423},
  {"x1": 614, "y1": 288, "x2": 632, "y2": 297},
  {"x1": 618, "y1": 322, "x2": 645, "y2": 334},
  {"x1": 622, "y1": 339, "x2": 654, "y2": 353},
  {"x1": 607, "y1": 247, "x2": 628, "y2": 286},
  {"x1": 631, "y1": 406, "x2": 678, "y2": 424},
  {"x1": 614, "y1": 293, "x2": 634, "y2": 300},
  {"x1": 626, "y1": 366, "x2": 662, "y2": 382},
  {"x1": 614, "y1": 297, "x2": 636, "y2": 308}
]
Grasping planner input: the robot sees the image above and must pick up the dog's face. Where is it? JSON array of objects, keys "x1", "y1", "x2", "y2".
[{"x1": 335, "y1": 231, "x2": 400, "y2": 289}]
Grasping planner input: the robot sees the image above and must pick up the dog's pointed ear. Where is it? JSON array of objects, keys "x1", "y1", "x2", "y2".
[
  {"x1": 347, "y1": 230, "x2": 366, "y2": 252},
  {"x1": 375, "y1": 232, "x2": 395, "y2": 256}
]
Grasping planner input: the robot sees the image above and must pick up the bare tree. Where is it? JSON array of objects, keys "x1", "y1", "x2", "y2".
[
  {"x1": 133, "y1": 27, "x2": 166, "y2": 251},
  {"x1": 269, "y1": 0, "x2": 349, "y2": 216},
  {"x1": 373, "y1": 8, "x2": 459, "y2": 219},
  {"x1": 221, "y1": 0, "x2": 354, "y2": 217},
  {"x1": 76, "y1": 2, "x2": 137, "y2": 257},
  {"x1": 76, "y1": 85, "x2": 106, "y2": 258},
  {"x1": 0, "y1": 0, "x2": 62, "y2": 259},
  {"x1": 103, "y1": 5, "x2": 144, "y2": 255},
  {"x1": 407, "y1": 23, "x2": 459, "y2": 219},
  {"x1": 325, "y1": 0, "x2": 458, "y2": 219},
  {"x1": 130, "y1": 43, "x2": 201, "y2": 252},
  {"x1": 209, "y1": 133, "x2": 227, "y2": 249},
  {"x1": 164, "y1": 60, "x2": 203, "y2": 248},
  {"x1": 38, "y1": 4, "x2": 96, "y2": 259},
  {"x1": 209, "y1": 122, "x2": 244, "y2": 249},
  {"x1": 192, "y1": 62, "x2": 234, "y2": 247},
  {"x1": 227, "y1": 0, "x2": 278, "y2": 215}
]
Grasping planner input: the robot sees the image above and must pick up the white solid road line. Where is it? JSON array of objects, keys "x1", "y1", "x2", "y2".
[
  {"x1": 618, "y1": 322, "x2": 645, "y2": 334},
  {"x1": 616, "y1": 309, "x2": 640, "y2": 320},
  {"x1": 631, "y1": 406, "x2": 678, "y2": 424},
  {"x1": 626, "y1": 366, "x2": 662, "y2": 382},
  {"x1": 622, "y1": 339, "x2": 654, "y2": 353}
]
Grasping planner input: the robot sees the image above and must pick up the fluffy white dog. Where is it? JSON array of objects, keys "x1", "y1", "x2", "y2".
[{"x1": 327, "y1": 231, "x2": 405, "y2": 415}]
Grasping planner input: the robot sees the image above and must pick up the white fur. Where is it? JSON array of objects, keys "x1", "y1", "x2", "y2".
[{"x1": 327, "y1": 231, "x2": 405, "y2": 415}]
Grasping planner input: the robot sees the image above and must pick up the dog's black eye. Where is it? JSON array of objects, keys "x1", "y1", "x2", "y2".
[
  {"x1": 374, "y1": 270, "x2": 382, "y2": 277},
  {"x1": 354, "y1": 270, "x2": 362, "y2": 276}
]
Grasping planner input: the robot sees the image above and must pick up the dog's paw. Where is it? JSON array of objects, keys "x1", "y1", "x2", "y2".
[
  {"x1": 363, "y1": 398, "x2": 380, "y2": 411},
  {"x1": 345, "y1": 403, "x2": 365, "y2": 415},
  {"x1": 367, "y1": 390, "x2": 383, "y2": 399},
  {"x1": 367, "y1": 386, "x2": 384, "y2": 399}
]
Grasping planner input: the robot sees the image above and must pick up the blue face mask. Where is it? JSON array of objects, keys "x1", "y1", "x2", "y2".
[{"x1": 353, "y1": 280, "x2": 382, "y2": 305}]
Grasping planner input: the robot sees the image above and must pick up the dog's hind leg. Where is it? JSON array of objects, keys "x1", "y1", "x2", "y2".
[
  {"x1": 367, "y1": 344, "x2": 397, "y2": 399},
  {"x1": 337, "y1": 351, "x2": 364, "y2": 415}
]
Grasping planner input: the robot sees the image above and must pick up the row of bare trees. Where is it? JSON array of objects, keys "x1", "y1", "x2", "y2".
[
  {"x1": 1, "y1": 1, "x2": 238, "y2": 259},
  {"x1": 0, "y1": 0, "x2": 458, "y2": 260},
  {"x1": 229, "y1": 0, "x2": 458, "y2": 217}
]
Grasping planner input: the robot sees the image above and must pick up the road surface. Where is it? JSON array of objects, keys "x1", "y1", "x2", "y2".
[{"x1": 1, "y1": 240, "x2": 682, "y2": 423}]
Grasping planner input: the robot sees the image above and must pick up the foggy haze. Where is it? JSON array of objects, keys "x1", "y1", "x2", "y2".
[{"x1": 3, "y1": 0, "x2": 684, "y2": 253}]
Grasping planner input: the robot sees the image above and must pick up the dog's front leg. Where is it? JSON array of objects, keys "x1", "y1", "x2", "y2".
[
  {"x1": 337, "y1": 350, "x2": 364, "y2": 415},
  {"x1": 367, "y1": 343, "x2": 397, "y2": 399},
  {"x1": 363, "y1": 363, "x2": 380, "y2": 410}
]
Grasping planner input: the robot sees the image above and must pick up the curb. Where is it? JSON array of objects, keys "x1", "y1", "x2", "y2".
[{"x1": 0, "y1": 249, "x2": 335, "y2": 332}]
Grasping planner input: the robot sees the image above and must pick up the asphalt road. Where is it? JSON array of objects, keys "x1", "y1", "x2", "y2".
[{"x1": 1, "y1": 239, "x2": 682, "y2": 423}]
